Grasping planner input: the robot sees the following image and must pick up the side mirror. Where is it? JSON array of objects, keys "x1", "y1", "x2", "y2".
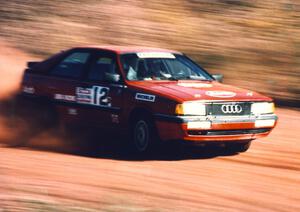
[
  {"x1": 104, "y1": 72, "x2": 121, "y2": 83},
  {"x1": 212, "y1": 74, "x2": 223, "y2": 83}
]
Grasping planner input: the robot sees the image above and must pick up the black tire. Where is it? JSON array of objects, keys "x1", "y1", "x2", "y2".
[
  {"x1": 226, "y1": 141, "x2": 252, "y2": 153},
  {"x1": 130, "y1": 114, "x2": 158, "y2": 154}
]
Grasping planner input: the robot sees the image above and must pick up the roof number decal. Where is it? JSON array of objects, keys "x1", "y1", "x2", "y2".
[
  {"x1": 205, "y1": 91, "x2": 236, "y2": 98},
  {"x1": 137, "y1": 52, "x2": 175, "y2": 59}
]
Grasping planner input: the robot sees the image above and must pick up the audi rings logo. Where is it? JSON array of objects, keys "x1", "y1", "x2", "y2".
[{"x1": 221, "y1": 104, "x2": 243, "y2": 114}]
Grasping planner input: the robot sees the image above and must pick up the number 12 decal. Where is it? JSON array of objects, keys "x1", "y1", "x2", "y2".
[{"x1": 76, "y1": 86, "x2": 111, "y2": 107}]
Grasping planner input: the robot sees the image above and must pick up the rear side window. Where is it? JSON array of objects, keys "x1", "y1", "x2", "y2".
[
  {"x1": 50, "y1": 52, "x2": 90, "y2": 78},
  {"x1": 87, "y1": 55, "x2": 117, "y2": 81}
]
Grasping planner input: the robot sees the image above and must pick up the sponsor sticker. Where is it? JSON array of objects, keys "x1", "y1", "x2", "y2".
[
  {"x1": 135, "y1": 93, "x2": 156, "y2": 102},
  {"x1": 23, "y1": 86, "x2": 35, "y2": 94},
  {"x1": 68, "y1": 108, "x2": 78, "y2": 115},
  {"x1": 178, "y1": 83, "x2": 212, "y2": 88},
  {"x1": 111, "y1": 114, "x2": 119, "y2": 124},
  {"x1": 54, "y1": 94, "x2": 76, "y2": 102},
  {"x1": 76, "y1": 86, "x2": 111, "y2": 107},
  {"x1": 137, "y1": 52, "x2": 175, "y2": 59},
  {"x1": 205, "y1": 91, "x2": 236, "y2": 98}
]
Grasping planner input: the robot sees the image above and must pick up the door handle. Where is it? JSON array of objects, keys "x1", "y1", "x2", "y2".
[
  {"x1": 110, "y1": 84, "x2": 127, "y2": 88},
  {"x1": 102, "y1": 97, "x2": 112, "y2": 104}
]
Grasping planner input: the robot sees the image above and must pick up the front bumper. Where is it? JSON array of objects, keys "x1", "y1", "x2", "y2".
[{"x1": 155, "y1": 113, "x2": 278, "y2": 142}]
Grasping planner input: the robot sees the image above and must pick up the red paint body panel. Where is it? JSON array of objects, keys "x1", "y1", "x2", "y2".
[{"x1": 126, "y1": 81, "x2": 272, "y2": 103}]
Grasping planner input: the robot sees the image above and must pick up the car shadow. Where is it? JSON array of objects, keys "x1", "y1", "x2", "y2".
[
  {"x1": 89, "y1": 144, "x2": 238, "y2": 161},
  {"x1": 2, "y1": 131, "x2": 239, "y2": 161},
  {"x1": 52, "y1": 133, "x2": 239, "y2": 161}
]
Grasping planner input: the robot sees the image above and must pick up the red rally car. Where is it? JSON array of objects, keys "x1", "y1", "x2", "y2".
[{"x1": 19, "y1": 46, "x2": 278, "y2": 153}]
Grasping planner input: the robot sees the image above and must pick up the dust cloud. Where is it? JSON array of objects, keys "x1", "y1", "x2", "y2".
[
  {"x1": 0, "y1": 40, "x2": 30, "y2": 145},
  {"x1": 0, "y1": 40, "x2": 75, "y2": 152},
  {"x1": 0, "y1": 40, "x2": 34, "y2": 99}
]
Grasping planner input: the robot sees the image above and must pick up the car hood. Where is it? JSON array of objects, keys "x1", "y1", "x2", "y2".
[{"x1": 127, "y1": 80, "x2": 272, "y2": 102}]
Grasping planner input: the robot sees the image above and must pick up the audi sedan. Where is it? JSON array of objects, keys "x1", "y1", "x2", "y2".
[{"x1": 19, "y1": 46, "x2": 278, "y2": 153}]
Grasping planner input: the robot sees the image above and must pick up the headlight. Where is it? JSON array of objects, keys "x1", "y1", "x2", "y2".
[
  {"x1": 175, "y1": 102, "x2": 206, "y2": 116},
  {"x1": 251, "y1": 102, "x2": 275, "y2": 115}
]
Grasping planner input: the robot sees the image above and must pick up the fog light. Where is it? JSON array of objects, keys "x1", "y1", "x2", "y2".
[
  {"x1": 255, "y1": 120, "x2": 275, "y2": 128},
  {"x1": 187, "y1": 121, "x2": 211, "y2": 129}
]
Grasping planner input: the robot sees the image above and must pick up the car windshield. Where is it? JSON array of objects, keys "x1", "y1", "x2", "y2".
[{"x1": 120, "y1": 52, "x2": 213, "y2": 81}]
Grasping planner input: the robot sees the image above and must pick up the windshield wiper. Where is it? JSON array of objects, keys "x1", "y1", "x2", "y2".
[
  {"x1": 189, "y1": 76, "x2": 213, "y2": 81},
  {"x1": 165, "y1": 75, "x2": 212, "y2": 81},
  {"x1": 166, "y1": 76, "x2": 180, "y2": 81},
  {"x1": 198, "y1": 79, "x2": 213, "y2": 82},
  {"x1": 167, "y1": 76, "x2": 190, "y2": 81}
]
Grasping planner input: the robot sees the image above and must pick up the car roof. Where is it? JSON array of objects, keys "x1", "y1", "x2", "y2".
[{"x1": 78, "y1": 45, "x2": 182, "y2": 54}]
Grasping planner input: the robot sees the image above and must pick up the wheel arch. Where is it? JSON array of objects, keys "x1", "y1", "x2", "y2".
[
  {"x1": 128, "y1": 107, "x2": 155, "y2": 125},
  {"x1": 15, "y1": 94, "x2": 59, "y2": 127}
]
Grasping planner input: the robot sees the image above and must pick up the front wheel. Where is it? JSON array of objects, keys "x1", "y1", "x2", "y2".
[{"x1": 130, "y1": 115, "x2": 158, "y2": 154}]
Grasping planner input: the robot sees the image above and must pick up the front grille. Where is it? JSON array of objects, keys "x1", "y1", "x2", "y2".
[
  {"x1": 188, "y1": 128, "x2": 271, "y2": 136},
  {"x1": 207, "y1": 102, "x2": 251, "y2": 116}
]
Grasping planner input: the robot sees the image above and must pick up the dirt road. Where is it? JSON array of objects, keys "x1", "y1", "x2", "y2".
[
  {"x1": 0, "y1": 108, "x2": 299, "y2": 211},
  {"x1": 0, "y1": 32, "x2": 299, "y2": 212}
]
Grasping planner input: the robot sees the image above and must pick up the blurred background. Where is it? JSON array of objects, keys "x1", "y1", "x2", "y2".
[
  {"x1": 0, "y1": 0, "x2": 299, "y2": 106},
  {"x1": 1, "y1": 1, "x2": 300, "y2": 211}
]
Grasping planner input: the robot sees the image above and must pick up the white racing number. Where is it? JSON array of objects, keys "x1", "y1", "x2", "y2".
[{"x1": 76, "y1": 86, "x2": 111, "y2": 107}]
